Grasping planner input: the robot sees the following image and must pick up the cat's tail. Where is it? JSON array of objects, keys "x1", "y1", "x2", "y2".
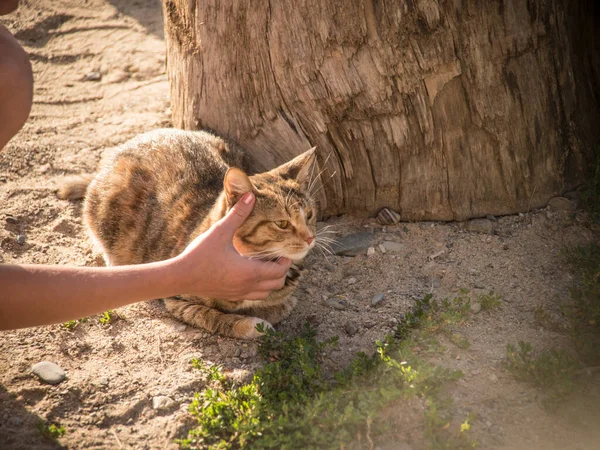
[{"x1": 56, "y1": 174, "x2": 95, "y2": 200}]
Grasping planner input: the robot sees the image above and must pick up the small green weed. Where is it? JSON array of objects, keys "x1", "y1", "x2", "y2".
[
  {"x1": 62, "y1": 317, "x2": 88, "y2": 330},
  {"x1": 37, "y1": 421, "x2": 66, "y2": 441},
  {"x1": 191, "y1": 359, "x2": 226, "y2": 384},
  {"x1": 99, "y1": 310, "x2": 115, "y2": 326},
  {"x1": 478, "y1": 293, "x2": 502, "y2": 311},
  {"x1": 505, "y1": 341, "x2": 579, "y2": 407}
]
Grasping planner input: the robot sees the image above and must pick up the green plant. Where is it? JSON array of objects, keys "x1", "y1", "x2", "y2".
[
  {"x1": 38, "y1": 421, "x2": 66, "y2": 441},
  {"x1": 191, "y1": 359, "x2": 226, "y2": 384},
  {"x1": 62, "y1": 317, "x2": 88, "y2": 330},
  {"x1": 478, "y1": 293, "x2": 502, "y2": 311},
  {"x1": 99, "y1": 310, "x2": 115, "y2": 326},
  {"x1": 178, "y1": 293, "x2": 484, "y2": 450},
  {"x1": 565, "y1": 244, "x2": 600, "y2": 363},
  {"x1": 505, "y1": 341, "x2": 579, "y2": 407}
]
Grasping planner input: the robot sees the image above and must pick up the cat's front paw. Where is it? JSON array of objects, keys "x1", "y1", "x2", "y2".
[{"x1": 235, "y1": 317, "x2": 273, "y2": 340}]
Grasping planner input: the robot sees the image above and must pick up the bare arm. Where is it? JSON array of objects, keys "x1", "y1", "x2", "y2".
[{"x1": 0, "y1": 193, "x2": 291, "y2": 330}]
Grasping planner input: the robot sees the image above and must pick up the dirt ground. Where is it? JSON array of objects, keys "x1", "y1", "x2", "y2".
[{"x1": 1, "y1": 1, "x2": 599, "y2": 449}]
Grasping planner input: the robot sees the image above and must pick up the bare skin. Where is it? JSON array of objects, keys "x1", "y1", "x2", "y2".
[{"x1": 0, "y1": 2, "x2": 292, "y2": 330}]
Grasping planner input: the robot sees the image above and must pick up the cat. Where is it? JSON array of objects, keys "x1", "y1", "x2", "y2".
[{"x1": 58, "y1": 128, "x2": 319, "y2": 339}]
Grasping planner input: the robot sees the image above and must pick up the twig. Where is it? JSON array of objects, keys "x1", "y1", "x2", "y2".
[{"x1": 111, "y1": 428, "x2": 123, "y2": 449}]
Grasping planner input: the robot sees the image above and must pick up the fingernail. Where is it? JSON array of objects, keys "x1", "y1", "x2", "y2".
[{"x1": 242, "y1": 192, "x2": 254, "y2": 204}]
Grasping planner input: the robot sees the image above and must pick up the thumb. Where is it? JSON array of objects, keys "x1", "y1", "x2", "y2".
[{"x1": 217, "y1": 192, "x2": 255, "y2": 237}]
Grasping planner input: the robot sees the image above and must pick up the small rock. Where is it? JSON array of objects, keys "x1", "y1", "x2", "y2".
[
  {"x1": 371, "y1": 293, "x2": 385, "y2": 306},
  {"x1": 547, "y1": 196, "x2": 577, "y2": 212},
  {"x1": 376, "y1": 207, "x2": 401, "y2": 225},
  {"x1": 347, "y1": 277, "x2": 357, "y2": 285},
  {"x1": 152, "y1": 396, "x2": 176, "y2": 411},
  {"x1": 488, "y1": 373, "x2": 498, "y2": 383},
  {"x1": 16, "y1": 234, "x2": 25, "y2": 245},
  {"x1": 83, "y1": 71, "x2": 102, "y2": 81},
  {"x1": 502, "y1": 243, "x2": 509, "y2": 250},
  {"x1": 344, "y1": 322, "x2": 358, "y2": 336},
  {"x1": 486, "y1": 214, "x2": 497, "y2": 222},
  {"x1": 474, "y1": 283, "x2": 485, "y2": 289},
  {"x1": 332, "y1": 232, "x2": 375, "y2": 256},
  {"x1": 563, "y1": 190, "x2": 582, "y2": 202},
  {"x1": 381, "y1": 240, "x2": 404, "y2": 253},
  {"x1": 470, "y1": 302, "x2": 482, "y2": 314},
  {"x1": 378, "y1": 243, "x2": 387, "y2": 254},
  {"x1": 432, "y1": 278, "x2": 441, "y2": 289},
  {"x1": 5, "y1": 215, "x2": 18, "y2": 225},
  {"x1": 324, "y1": 297, "x2": 348, "y2": 310},
  {"x1": 367, "y1": 246, "x2": 376, "y2": 256},
  {"x1": 465, "y1": 218, "x2": 493, "y2": 234},
  {"x1": 486, "y1": 420, "x2": 493, "y2": 428},
  {"x1": 32, "y1": 361, "x2": 66, "y2": 385}
]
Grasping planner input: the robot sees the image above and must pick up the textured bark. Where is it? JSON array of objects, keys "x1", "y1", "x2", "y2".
[{"x1": 163, "y1": 0, "x2": 599, "y2": 220}]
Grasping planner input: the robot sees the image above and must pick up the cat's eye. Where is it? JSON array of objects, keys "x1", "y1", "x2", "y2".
[{"x1": 275, "y1": 220, "x2": 290, "y2": 229}]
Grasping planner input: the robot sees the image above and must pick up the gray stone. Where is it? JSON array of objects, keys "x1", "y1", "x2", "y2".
[
  {"x1": 32, "y1": 361, "x2": 66, "y2": 385},
  {"x1": 152, "y1": 396, "x2": 176, "y2": 411},
  {"x1": 346, "y1": 277, "x2": 357, "y2": 285},
  {"x1": 332, "y1": 232, "x2": 375, "y2": 256},
  {"x1": 465, "y1": 218, "x2": 493, "y2": 234},
  {"x1": 377, "y1": 243, "x2": 387, "y2": 254},
  {"x1": 16, "y1": 234, "x2": 25, "y2": 245},
  {"x1": 381, "y1": 240, "x2": 404, "y2": 253},
  {"x1": 432, "y1": 278, "x2": 441, "y2": 289},
  {"x1": 83, "y1": 71, "x2": 102, "y2": 81},
  {"x1": 470, "y1": 302, "x2": 482, "y2": 314},
  {"x1": 547, "y1": 196, "x2": 577, "y2": 212},
  {"x1": 371, "y1": 293, "x2": 385, "y2": 306},
  {"x1": 344, "y1": 322, "x2": 358, "y2": 336},
  {"x1": 367, "y1": 246, "x2": 376, "y2": 256},
  {"x1": 324, "y1": 297, "x2": 348, "y2": 310}
]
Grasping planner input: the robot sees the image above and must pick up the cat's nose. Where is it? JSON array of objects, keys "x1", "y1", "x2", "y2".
[{"x1": 305, "y1": 236, "x2": 314, "y2": 245}]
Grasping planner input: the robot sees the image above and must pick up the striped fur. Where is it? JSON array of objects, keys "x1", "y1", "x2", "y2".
[{"x1": 60, "y1": 129, "x2": 317, "y2": 339}]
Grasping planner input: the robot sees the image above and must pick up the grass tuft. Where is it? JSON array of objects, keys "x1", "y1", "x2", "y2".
[
  {"x1": 37, "y1": 421, "x2": 66, "y2": 441},
  {"x1": 178, "y1": 293, "x2": 484, "y2": 449}
]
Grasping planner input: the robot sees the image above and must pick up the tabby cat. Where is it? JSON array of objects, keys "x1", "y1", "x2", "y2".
[{"x1": 59, "y1": 129, "x2": 318, "y2": 339}]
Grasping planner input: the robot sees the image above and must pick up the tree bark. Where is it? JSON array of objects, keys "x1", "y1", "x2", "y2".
[{"x1": 163, "y1": 0, "x2": 599, "y2": 220}]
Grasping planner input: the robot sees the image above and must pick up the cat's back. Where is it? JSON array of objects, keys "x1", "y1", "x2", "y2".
[{"x1": 85, "y1": 129, "x2": 234, "y2": 264}]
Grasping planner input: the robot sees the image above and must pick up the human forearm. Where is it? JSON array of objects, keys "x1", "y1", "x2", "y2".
[{"x1": 0, "y1": 260, "x2": 181, "y2": 330}]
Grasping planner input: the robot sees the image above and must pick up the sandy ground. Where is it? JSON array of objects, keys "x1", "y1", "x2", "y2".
[{"x1": 1, "y1": 1, "x2": 600, "y2": 449}]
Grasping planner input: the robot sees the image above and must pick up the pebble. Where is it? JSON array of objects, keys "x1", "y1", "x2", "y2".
[
  {"x1": 347, "y1": 277, "x2": 357, "y2": 285},
  {"x1": 377, "y1": 243, "x2": 387, "y2": 254},
  {"x1": 547, "y1": 196, "x2": 577, "y2": 211},
  {"x1": 344, "y1": 322, "x2": 358, "y2": 336},
  {"x1": 470, "y1": 302, "x2": 482, "y2": 314},
  {"x1": 5, "y1": 215, "x2": 18, "y2": 225},
  {"x1": 502, "y1": 243, "x2": 509, "y2": 250},
  {"x1": 474, "y1": 283, "x2": 486, "y2": 289},
  {"x1": 367, "y1": 246, "x2": 376, "y2": 257},
  {"x1": 32, "y1": 361, "x2": 66, "y2": 385},
  {"x1": 152, "y1": 396, "x2": 176, "y2": 411},
  {"x1": 432, "y1": 278, "x2": 441, "y2": 289},
  {"x1": 371, "y1": 293, "x2": 385, "y2": 306},
  {"x1": 324, "y1": 297, "x2": 348, "y2": 310},
  {"x1": 376, "y1": 207, "x2": 401, "y2": 225},
  {"x1": 16, "y1": 234, "x2": 25, "y2": 245},
  {"x1": 488, "y1": 373, "x2": 498, "y2": 383},
  {"x1": 83, "y1": 71, "x2": 102, "y2": 81},
  {"x1": 464, "y1": 218, "x2": 493, "y2": 234},
  {"x1": 331, "y1": 232, "x2": 375, "y2": 256},
  {"x1": 381, "y1": 240, "x2": 404, "y2": 253},
  {"x1": 486, "y1": 214, "x2": 497, "y2": 222}
]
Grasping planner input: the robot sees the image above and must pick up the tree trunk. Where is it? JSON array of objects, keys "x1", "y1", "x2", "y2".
[{"x1": 162, "y1": 0, "x2": 599, "y2": 220}]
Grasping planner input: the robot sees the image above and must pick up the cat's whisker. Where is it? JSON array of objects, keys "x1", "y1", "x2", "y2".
[
  {"x1": 310, "y1": 171, "x2": 337, "y2": 198},
  {"x1": 308, "y1": 152, "x2": 333, "y2": 195}
]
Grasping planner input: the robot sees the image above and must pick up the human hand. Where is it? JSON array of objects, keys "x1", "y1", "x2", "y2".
[
  {"x1": 0, "y1": 0, "x2": 19, "y2": 15},
  {"x1": 174, "y1": 192, "x2": 292, "y2": 300}
]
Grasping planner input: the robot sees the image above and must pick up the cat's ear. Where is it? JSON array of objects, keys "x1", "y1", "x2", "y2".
[
  {"x1": 224, "y1": 167, "x2": 254, "y2": 205},
  {"x1": 273, "y1": 147, "x2": 317, "y2": 187}
]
